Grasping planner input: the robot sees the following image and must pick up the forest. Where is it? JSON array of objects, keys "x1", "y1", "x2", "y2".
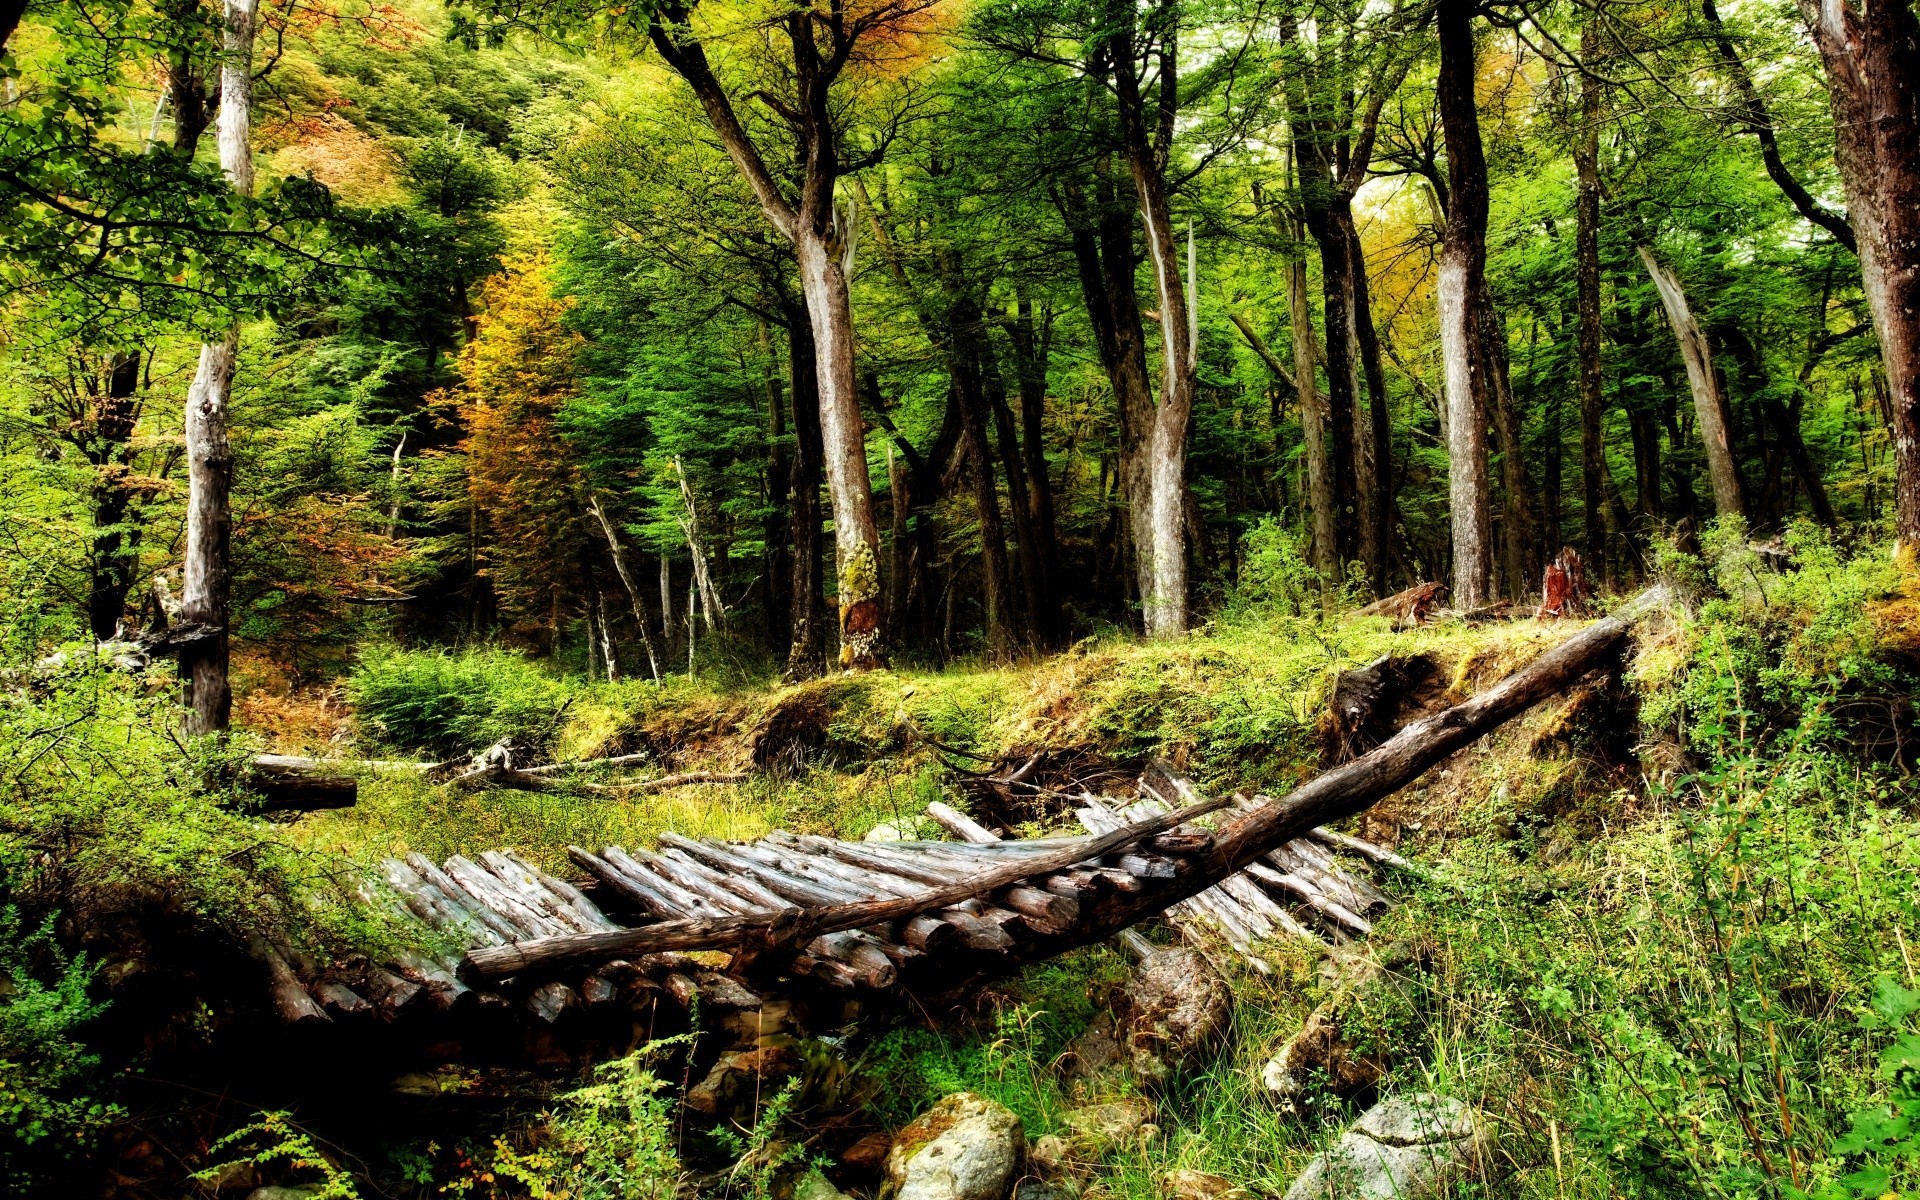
[{"x1": 2, "y1": 0, "x2": 1919, "y2": 1194}]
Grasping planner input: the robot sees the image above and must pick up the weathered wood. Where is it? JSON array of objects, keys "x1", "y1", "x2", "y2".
[
  {"x1": 926, "y1": 800, "x2": 1001, "y2": 844},
  {"x1": 466, "y1": 790, "x2": 1234, "y2": 979},
  {"x1": 569, "y1": 846, "x2": 679, "y2": 918},
  {"x1": 1306, "y1": 826, "x2": 1420, "y2": 874},
  {"x1": 248, "y1": 755, "x2": 357, "y2": 811},
  {"x1": 587, "y1": 769, "x2": 749, "y2": 794}
]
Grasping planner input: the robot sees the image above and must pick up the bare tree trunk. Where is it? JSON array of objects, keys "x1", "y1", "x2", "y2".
[
  {"x1": 88, "y1": 352, "x2": 143, "y2": 641},
  {"x1": 1637, "y1": 246, "x2": 1746, "y2": 522},
  {"x1": 1791, "y1": 0, "x2": 1920, "y2": 550},
  {"x1": 1574, "y1": 41, "x2": 1609, "y2": 580},
  {"x1": 1483, "y1": 301, "x2": 1537, "y2": 596},
  {"x1": 180, "y1": 0, "x2": 255, "y2": 735},
  {"x1": 1005, "y1": 299, "x2": 1061, "y2": 643},
  {"x1": 1111, "y1": 12, "x2": 1193, "y2": 636},
  {"x1": 1286, "y1": 232, "x2": 1337, "y2": 582},
  {"x1": 759, "y1": 316, "x2": 792, "y2": 655},
  {"x1": 1435, "y1": 0, "x2": 1494, "y2": 608},
  {"x1": 659, "y1": 552, "x2": 675, "y2": 664},
  {"x1": 951, "y1": 358, "x2": 1016, "y2": 660},
  {"x1": 588, "y1": 493, "x2": 661, "y2": 681},
  {"x1": 785, "y1": 307, "x2": 828, "y2": 678},
  {"x1": 1349, "y1": 224, "x2": 1394, "y2": 595},
  {"x1": 1060, "y1": 171, "x2": 1159, "y2": 623},
  {"x1": 673, "y1": 457, "x2": 726, "y2": 629}
]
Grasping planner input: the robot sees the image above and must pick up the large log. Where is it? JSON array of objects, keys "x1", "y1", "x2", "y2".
[
  {"x1": 462, "y1": 591, "x2": 1664, "y2": 983},
  {"x1": 248, "y1": 755, "x2": 357, "y2": 811}
]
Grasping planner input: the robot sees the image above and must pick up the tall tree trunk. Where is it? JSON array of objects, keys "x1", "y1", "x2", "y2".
[
  {"x1": 1110, "y1": 12, "x2": 1193, "y2": 636},
  {"x1": 948, "y1": 322, "x2": 1017, "y2": 660},
  {"x1": 759, "y1": 316, "x2": 792, "y2": 655},
  {"x1": 1349, "y1": 223, "x2": 1393, "y2": 594},
  {"x1": 1791, "y1": 0, "x2": 1920, "y2": 551},
  {"x1": 1637, "y1": 246, "x2": 1746, "y2": 522},
  {"x1": 88, "y1": 352, "x2": 142, "y2": 641},
  {"x1": 1003, "y1": 299, "x2": 1061, "y2": 643},
  {"x1": 1300, "y1": 203, "x2": 1363, "y2": 568},
  {"x1": 1286, "y1": 224, "x2": 1337, "y2": 582},
  {"x1": 785, "y1": 307, "x2": 828, "y2": 679},
  {"x1": 180, "y1": 0, "x2": 255, "y2": 735},
  {"x1": 1483, "y1": 301, "x2": 1537, "y2": 595},
  {"x1": 793, "y1": 230, "x2": 884, "y2": 665},
  {"x1": 1435, "y1": 0, "x2": 1494, "y2": 608},
  {"x1": 1720, "y1": 326, "x2": 1838, "y2": 527},
  {"x1": 1058, "y1": 167, "x2": 1159, "y2": 623},
  {"x1": 989, "y1": 364, "x2": 1043, "y2": 647},
  {"x1": 1574, "y1": 43, "x2": 1610, "y2": 580}
]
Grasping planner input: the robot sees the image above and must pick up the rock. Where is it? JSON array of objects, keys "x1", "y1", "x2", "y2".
[
  {"x1": 1061, "y1": 1018, "x2": 1126, "y2": 1097},
  {"x1": 1162, "y1": 1168, "x2": 1244, "y2": 1200},
  {"x1": 197, "y1": 1160, "x2": 258, "y2": 1194},
  {"x1": 1061, "y1": 1098, "x2": 1156, "y2": 1154},
  {"x1": 1282, "y1": 1094, "x2": 1487, "y2": 1200},
  {"x1": 1262, "y1": 949, "x2": 1397, "y2": 1111},
  {"x1": 884, "y1": 1092, "x2": 1025, "y2": 1200},
  {"x1": 245, "y1": 1189, "x2": 323, "y2": 1200},
  {"x1": 1028, "y1": 1134, "x2": 1071, "y2": 1174},
  {"x1": 1012, "y1": 1182, "x2": 1077, "y2": 1200},
  {"x1": 841, "y1": 1130, "x2": 894, "y2": 1176},
  {"x1": 795, "y1": 1170, "x2": 852, "y2": 1200},
  {"x1": 685, "y1": 1045, "x2": 800, "y2": 1116},
  {"x1": 1122, "y1": 949, "x2": 1232, "y2": 1088},
  {"x1": 865, "y1": 821, "x2": 910, "y2": 842}
]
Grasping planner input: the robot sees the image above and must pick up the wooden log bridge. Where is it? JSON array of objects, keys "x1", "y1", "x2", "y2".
[{"x1": 441, "y1": 591, "x2": 1660, "y2": 990}]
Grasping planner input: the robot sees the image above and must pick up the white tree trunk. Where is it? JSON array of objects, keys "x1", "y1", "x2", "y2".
[
  {"x1": 588, "y1": 493, "x2": 661, "y2": 681},
  {"x1": 1638, "y1": 245, "x2": 1746, "y2": 522},
  {"x1": 180, "y1": 0, "x2": 256, "y2": 735},
  {"x1": 795, "y1": 232, "x2": 885, "y2": 666},
  {"x1": 1437, "y1": 256, "x2": 1492, "y2": 608}
]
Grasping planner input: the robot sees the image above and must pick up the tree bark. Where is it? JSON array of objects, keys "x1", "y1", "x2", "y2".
[
  {"x1": 785, "y1": 306, "x2": 829, "y2": 678},
  {"x1": 88, "y1": 352, "x2": 143, "y2": 641},
  {"x1": 1573, "y1": 42, "x2": 1609, "y2": 579},
  {"x1": 1719, "y1": 326, "x2": 1838, "y2": 527},
  {"x1": 1435, "y1": 0, "x2": 1494, "y2": 608},
  {"x1": 1285, "y1": 227, "x2": 1338, "y2": 582},
  {"x1": 1483, "y1": 301, "x2": 1537, "y2": 595},
  {"x1": 180, "y1": 0, "x2": 255, "y2": 735},
  {"x1": 759, "y1": 316, "x2": 792, "y2": 656},
  {"x1": 1058, "y1": 169, "x2": 1159, "y2": 620},
  {"x1": 1349, "y1": 223, "x2": 1394, "y2": 594},
  {"x1": 1001, "y1": 299, "x2": 1061, "y2": 644},
  {"x1": 1637, "y1": 246, "x2": 1746, "y2": 522},
  {"x1": 1110, "y1": 5, "x2": 1194, "y2": 636},
  {"x1": 1791, "y1": 0, "x2": 1920, "y2": 550}
]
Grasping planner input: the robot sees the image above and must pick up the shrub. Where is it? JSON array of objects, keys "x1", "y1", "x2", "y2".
[{"x1": 347, "y1": 645, "x2": 574, "y2": 758}]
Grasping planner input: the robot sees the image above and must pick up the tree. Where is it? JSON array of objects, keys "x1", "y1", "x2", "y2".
[
  {"x1": 1434, "y1": 0, "x2": 1492, "y2": 607},
  {"x1": 640, "y1": 0, "x2": 914, "y2": 667},
  {"x1": 1788, "y1": 0, "x2": 1920, "y2": 550},
  {"x1": 179, "y1": 0, "x2": 258, "y2": 734}
]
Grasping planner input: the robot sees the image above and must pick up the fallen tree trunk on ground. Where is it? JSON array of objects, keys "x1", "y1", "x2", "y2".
[
  {"x1": 247, "y1": 755, "x2": 359, "y2": 811},
  {"x1": 462, "y1": 590, "x2": 1664, "y2": 983}
]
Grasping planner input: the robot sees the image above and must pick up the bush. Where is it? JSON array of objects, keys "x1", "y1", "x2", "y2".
[{"x1": 347, "y1": 645, "x2": 574, "y2": 758}]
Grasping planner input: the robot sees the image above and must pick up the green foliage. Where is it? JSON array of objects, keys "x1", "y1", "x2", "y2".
[
  {"x1": 480, "y1": 1044, "x2": 685, "y2": 1200},
  {"x1": 347, "y1": 645, "x2": 574, "y2": 757},
  {"x1": 0, "y1": 907, "x2": 114, "y2": 1194},
  {"x1": 1802, "y1": 980, "x2": 1920, "y2": 1199},
  {"x1": 199, "y1": 1112, "x2": 361, "y2": 1200}
]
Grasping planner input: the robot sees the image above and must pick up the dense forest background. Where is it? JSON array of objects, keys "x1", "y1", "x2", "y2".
[
  {"x1": 4, "y1": 0, "x2": 1920, "y2": 1197},
  {"x1": 3, "y1": 0, "x2": 1909, "y2": 690}
]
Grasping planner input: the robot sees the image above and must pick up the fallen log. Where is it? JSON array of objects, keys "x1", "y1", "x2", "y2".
[
  {"x1": 464, "y1": 790, "x2": 1236, "y2": 980},
  {"x1": 462, "y1": 589, "x2": 1664, "y2": 983},
  {"x1": 585, "y1": 770, "x2": 749, "y2": 795},
  {"x1": 248, "y1": 755, "x2": 358, "y2": 812}
]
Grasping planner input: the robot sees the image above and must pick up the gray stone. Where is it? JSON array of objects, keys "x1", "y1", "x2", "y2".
[
  {"x1": 1282, "y1": 1094, "x2": 1486, "y2": 1200},
  {"x1": 1123, "y1": 948, "x2": 1232, "y2": 1087},
  {"x1": 884, "y1": 1092, "x2": 1025, "y2": 1200},
  {"x1": 245, "y1": 1188, "x2": 323, "y2": 1200},
  {"x1": 1061, "y1": 1097, "x2": 1156, "y2": 1153},
  {"x1": 1012, "y1": 1181, "x2": 1076, "y2": 1200},
  {"x1": 864, "y1": 821, "x2": 910, "y2": 842},
  {"x1": 794, "y1": 1170, "x2": 852, "y2": 1200}
]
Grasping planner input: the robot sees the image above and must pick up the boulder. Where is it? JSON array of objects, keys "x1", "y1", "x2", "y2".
[
  {"x1": 1122, "y1": 949, "x2": 1232, "y2": 1088},
  {"x1": 1282, "y1": 1094, "x2": 1487, "y2": 1200},
  {"x1": 1162, "y1": 1168, "x2": 1245, "y2": 1200},
  {"x1": 685, "y1": 1044, "x2": 800, "y2": 1116},
  {"x1": 795, "y1": 1170, "x2": 853, "y2": 1200},
  {"x1": 245, "y1": 1189, "x2": 324, "y2": 1200},
  {"x1": 865, "y1": 821, "x2": 911, "y2": 842},
  {"x1": 1011, "y1": 1182, "x2": 1077, "y2": 1200},
  {"x1": 1061, "y1": 1097, "x2": 1157, "y2": 1154},
  {"x1": 841, "y1": 1130, "x2": 894, "y2": 1176},
  {"x1": 1027, "y1": 1135, "x2": 1071, "y2": 1175},
  {"x1": 884, "y1": 1092, "x2": 1025, "y2": 1200},
  {"x1": 1261, "y1": 948, "x2": 1405, "y2": 1111}
]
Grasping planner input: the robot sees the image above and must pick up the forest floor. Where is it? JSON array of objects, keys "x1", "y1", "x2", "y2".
[{"x1": 196, "y1": 541, "x2": 1920, "y2": 1199}]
